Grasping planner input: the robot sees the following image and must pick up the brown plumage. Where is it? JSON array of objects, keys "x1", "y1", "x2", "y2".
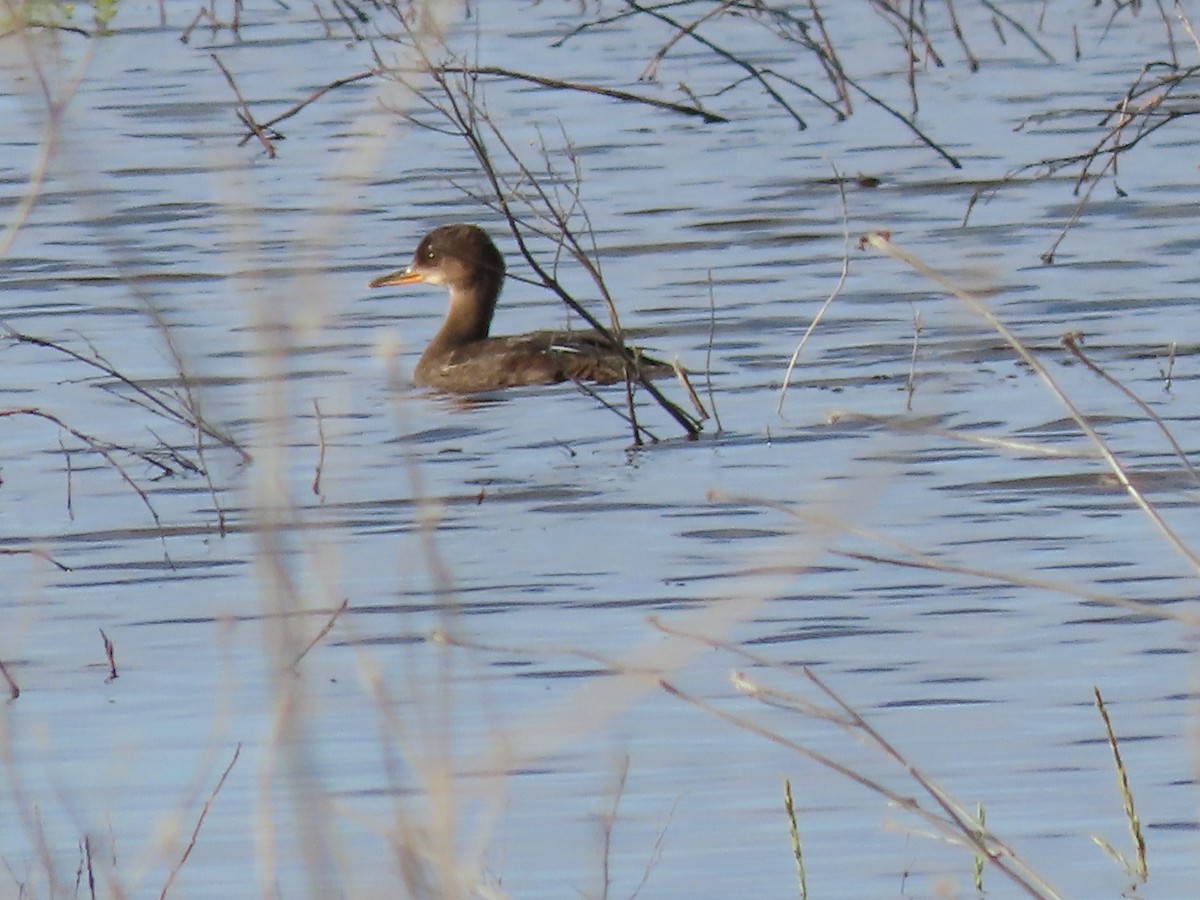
[{"x1": 368, "y1": 224, "x2": 672, "y2": 393}]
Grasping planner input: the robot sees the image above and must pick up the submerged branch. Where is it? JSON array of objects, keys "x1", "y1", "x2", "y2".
[
  {"x1": 626, "y1": 0, "x2": 809, "y2": 129},
  {"x1": 5, "y1": 327, "x2": 249, "y2": 464},
  {"x1": 993, "y1": 59, "x2": 1200, "y2": 258},
  {"x1": 0, "y1": 406, "x2": 171, "y2": 543}
]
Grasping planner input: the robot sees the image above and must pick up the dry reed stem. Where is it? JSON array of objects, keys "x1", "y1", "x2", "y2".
[
  {"x1": 673, "y1": 361, "x2": 709, "y2": 423},
  {"x1": 1159, "y1": 341, "x2": 1177, "y2": 392},
  {"x1": 702, "y1": 272, "x2": 724, "y2": 432},
  {"x1": 62, "y1": 434, "x2": 74, "y2": 519},
  {"x1": 653, "y1": 619, "x2": 1065, "y2": 900},
  {"x1": 445, "y1": 475, "x2": 869, "y2": 781},
  {"x1": 783, "y1": 779, "x2": 807, "y2": 899},
  {"x1": 294, "y1": 16, "x2": 517, "y2": 889},
  {"x1": 628, "y1": 795, "x2": 674, "y2": 900},
  {"x1": 0, "y1": 701, "x2": 60, "y2": 894},
  {"x1": 840, "y1": 543, "x2": 1196, "y2": 622},
  {"x1": 869, "y1": 0, "x2": 927, "y2": 117},
  {"x1": 904, "y1": 303, "x2": 921, "y2": 410},
  {"x1": 1, "y1": 5, "x2": 490, "y2": 897},
  {"x1": 571, "y1": 378, "x2": 660, "y2": 443},
  {"x1": 0, "y1": 30, "x2": 187, "y2": 536},
  {"x1": 862, "y1": 232, "x2": 1200, "y2": 579},
  {"x1": 944, "y1": 0, "x2": 980, "y2": 71},
  {"x1": 219, "y1": 6, "x2": 515, "y2": 888},
  {"x1": 0, "y1": 392, "x2": 205, "y2": 476},
  {"x1": 226, "y1": 135, "x2": 339, "y2": 900},
  {"x1": 708, "y1": 481, "x2": 1200, "y2": 626},
  {"x1": 1178, "y1": 5, "x2": 1200, "y2": 53},
  {"x1": 0, "y1": 12, "x2": 90, "y2": 259},
  {"x1": 1060, "y1": 332, "x2": 1200, "y2": 487},
  {"x1": 778, "y1": 163, "x2": 851, "y2": 415},
  {"x1": 7, "y1": 327, "x2": 243, "y2": 537},
  {"x1": 366, "y1": 303, "x2": 484, "y2": 886},
  {"x1": 180, "y1": 2, "x2": 241, "y2": 44},
  {"x1": 673, "y1": 672, "x2": 1060, "y2": 899},
  {"x1": 1040, "y1": 148, "x2": 1119, "y2": 264},
  {"x1": 824, "y1": 410, "x2": 1099, "y2": 459},
  {"x1": 1092, "y1": 687, "x2": 1148, "y2": 882},
  {"x1": 326, "y1": 1, "x2": 368, "y2": 41}
]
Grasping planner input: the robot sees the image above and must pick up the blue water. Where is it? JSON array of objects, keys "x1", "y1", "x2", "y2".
[{"x1": 1, "y1": 3, "x2": 1198, "y2": 897}]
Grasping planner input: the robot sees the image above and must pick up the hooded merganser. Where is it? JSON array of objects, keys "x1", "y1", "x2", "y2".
[{"x1": 368, "y1": 224, "x2": 672, "y2": 393}]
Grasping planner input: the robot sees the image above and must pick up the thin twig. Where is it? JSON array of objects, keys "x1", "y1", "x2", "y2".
[
  {"x1": 638, "y1": 0, "x2": 738, "y2": 81},
  {"x1": 0, "y1": 658, "x2": 19, "y2": 700},
  {"x1": 246, "y1": 68, "x2": 380, "y2": 141},
  {"x1": 289, "y1": 599, "x2": 349, "y2": 671},
  {"x1": 442, "y1": 64, "x2": 727, "y2": 123},
  {"x1": 625, "y1": 0, "x2": 809, "y2": 129},
  {"x1": 976, "y1": 0, "x2": 1055, "y2": 61},
  {"x1": 60, "y1": 435, "x2": 74, "y2": 520},
  {"x1": 0, "y1": 546, "x2": 71, "y2": 572},
  {"x1": 2, "y1": 406, "x2": 168, "y2": 522},
  {"x1": 806, "y1": 0, "x2": 852, "y2": 115},
  {"x1": 99, "y1": 629, "x2": 117, "y2": 683},
  {"x1": 312, "y1": 398, "x2": 327, "y2": 498},
  {"x1": 211, "y1": 53, "x2": 276, "y2": 158},
  {"x1": 159, "y1": 744, "x2": 242, "y2": 900},
  {"x1": 597, "y1": 754, "x2": 630, "y2": 899}
]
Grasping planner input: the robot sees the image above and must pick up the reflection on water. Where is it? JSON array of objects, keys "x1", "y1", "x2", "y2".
[{"x1": 2, "y1": 3, "x2": 1198, "y2": 897}]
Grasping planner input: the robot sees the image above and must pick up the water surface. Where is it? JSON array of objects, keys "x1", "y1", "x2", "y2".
[{"x1": 2, "y1": 3, "x2": 1198, "y2": 897}]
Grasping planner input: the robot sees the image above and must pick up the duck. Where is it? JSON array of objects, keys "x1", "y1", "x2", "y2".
[{"x1": 368, "y1": 224, "x2": 673, "y2": 393}]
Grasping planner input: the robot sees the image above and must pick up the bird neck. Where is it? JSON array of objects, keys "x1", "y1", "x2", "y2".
[{"x1": 431, "y1": 279, "x2": 500, "y2": 349}]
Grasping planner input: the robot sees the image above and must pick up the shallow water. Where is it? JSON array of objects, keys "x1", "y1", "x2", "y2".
[{"x1": 2, "y1": 2, "x2": 1200, "y2": 897}]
